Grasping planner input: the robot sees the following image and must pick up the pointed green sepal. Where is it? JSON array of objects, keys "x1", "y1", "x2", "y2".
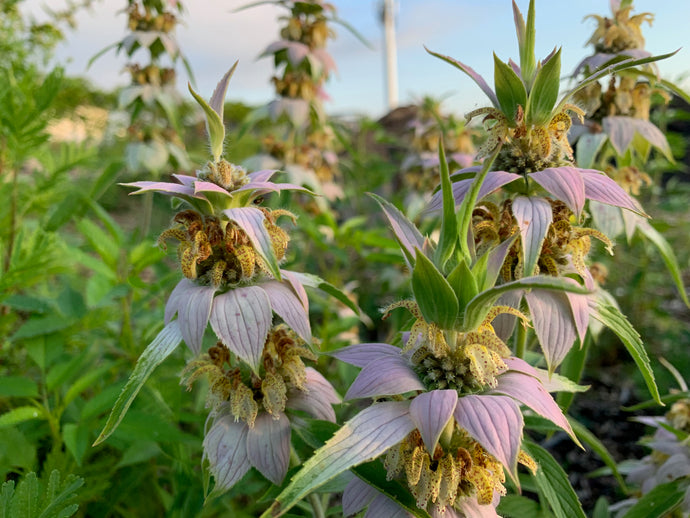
[
  {"x1": 515, "y1": 0, "x2": 537, "y2": 88},
  {"x1": 188, "y1": 62, "x2": 238, "y2": 161},
  {"x1": 494, "y1": 53, "x2": 527, "y2": 123},
  {"x1": 412, "y1": 250, "x2": 459, "y2": 329},
  {"x1": 433, "y1": 140, "x2": 457, "y2": 271},
  {"x1": 447, "y1": 258, "x2": 479, "y2": 318},
  {"x1": 526, "y1": 48, "x2": 562, "y2": 126}
]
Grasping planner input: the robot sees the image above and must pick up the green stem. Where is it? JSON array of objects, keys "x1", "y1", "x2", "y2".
[{"x1": 515, "y1": 321, "x2": 527, "y2": 359}]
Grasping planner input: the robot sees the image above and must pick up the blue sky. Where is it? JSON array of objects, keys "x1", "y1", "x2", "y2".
[{"x1": 26, "y1": 0, "x2": 690, "y2": 118}]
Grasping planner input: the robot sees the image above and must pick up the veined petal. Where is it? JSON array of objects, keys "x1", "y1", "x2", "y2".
[
  {"x1": 203, "y1": 413, "x2": 251, "y2": 492},
  {"x1": 345, "y1": 355, "x2": 424, "y2": 400},
  {"x1": 172, "y1": 174, "x2": 197, "y2": 186},
  {"x1": 504, "y1": 357, "x2": 588, "y2": 393},
  {"x1": 426, "y1": 170, "x2": 519, "y2": 213},
  {"x1": 493, "y1": 371, "x2": 578, "y2": 444},
  {"x1": 248, "y1": 169, "x2": 278, "y2": 183},
  {"x1": 234, "y1": 181, "x2": 312, "y2": 196},
  {"x1": 581, "y1": 170, "x2": 646, "y2": 216},
  {"x1": 529, "y1": 167, "x2": 586, "y2": 219},
  {"x1": 165, "y1": 278, "x2": 192, "y2": 324},
  {"x1": 409, "y1": 390, "x2": 458, "y2": 455},
  {"x1": 512, "y1": 195, "x2": 553, "y2": 277},
  {"x1": 178, "y1": 283, "x2": 216, "y2": 354},
  {"x1": 277, "y1": 401, "x2": 414, "y2": 504},
  {"x1": 194, "y1": 180, "x2": 232, "y2": 197},
  {"x1": 280, "y1": 269, "x2": 309, "y2": 313},
  {"x1": 343, "y1": 476, "x2": 378, "y2": 516},
  {"x1": 287, "y1": 367, "x2": 340, "y2": 422},
  {"x1": 224, "y1": 206, "x2": 281, "y2": 279},
  {"x1": 209, "y1": 286, "x2": 271, "y2": 371},
  {"x1": 331, "y1": 343, "x2": 402, "y2": 368},
  {"x1": 603, "y1": 116, "x2": 672, "y2": 159},
  {"x1": 455, "y1": 496, "x2": 501, "y2": 518},
  {"x1": 365, "y1": 495, "x2": 412, "y2": 518},
  {"x1": 121, "y1": 180, "x2": 197, "y2": 197},
  {"x1": 454, "y1": 395, "x2": 523, "y2": 483},
  {"x1": 312, "y1": 48, "x2": 337, "y2": 74},
  {"x1": 247, "y1": 411, "x2": 291, "y2": 485},
  {"x1": 259, "y1": 280, "x2": 311, "y2": 343},
  {"x1": 525, "y1": 289, "x2": 577, "y2": 373},
  {"x1": 566, "y1": 290, "x2": 590, "y2": 347}
]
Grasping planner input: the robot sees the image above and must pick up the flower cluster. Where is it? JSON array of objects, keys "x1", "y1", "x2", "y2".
[{"x1": 100, "y1": 66, "x2": 341, "y2": 494}]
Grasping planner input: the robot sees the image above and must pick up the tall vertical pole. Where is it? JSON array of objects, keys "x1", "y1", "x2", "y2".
[{"x1": 383, "y1": 0, "x2": 399, "y2": 110}]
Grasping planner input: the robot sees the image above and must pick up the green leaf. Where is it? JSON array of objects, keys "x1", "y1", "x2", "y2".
[
  {"x1": 590, "y1": 302, "x2": 661, "y2": 405},
  {"x1": 0, "y1": 377, "x2": 39, "y2": 398},
  {"x1": 524, "y1": 441, "x2": 586, "y2": 518},
  {"x1": 62, "y1": 424, "x2": 89, "y2": 466},
  {"x1": 447, "y1": 259, "x2": 478, "y2": 313},
  {"x1": 463, "y1": 276, "x2": 589, "y2": 332},
  {"x1": 433, "y1": 140, "x2": 457, "y2": 270},
  {"x1": 38, "y1": 470, "x2": 83, "y2": 518},
  {"x1": 75, "y1": 219, "x2": 120, "y2": 269},
  {"x1": 526, "y1": 48, "x2": 562, "y2": 126},
  {"x1": 568, "y1": 417, "x2": 628, "y2": 492},
  {"x1": 621, "y1": 478, "x2": 689, "y2": 518},
  {"x1": 497, "y1": 494, "x2": 541, "y2": 518},
  {"x1": 63, "y1": 362, "x2": 116, "y2": 407},
  {"x1": 636, "y1": 221, "x2": 690, "y2": 308},
  {"x1": 0, "y1": 406, "x2": 44, "y2": 429},
  {"x1": 623, "y1": 391, "x2": 690, "y2": 412},
  {"x1": 493, "y1": 53, "x2": 527, "y2": 122},
  {"x1": 292, "y1": 272, "x2": 364, "y2": 319},
  {"x1": 93, "y1": 321, "x2": 182, "y2": 446},
  {"x1": 412, "y1": 251, "x2": 459, "y2": 329},
  {"x1": 556, "y1": 334, "x2": 591, "y2": 412}
]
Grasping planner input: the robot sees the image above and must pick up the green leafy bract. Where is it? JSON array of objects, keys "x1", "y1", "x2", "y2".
[
  {"x1": 525, "y1": 47, "x2": 561, "y2": 125},
  {"x1": 412, "y1": 250, "x2": 459, "y2": 329},
  {"x1": 493, "y1": 53, "x2": 527, "y2": 123}
]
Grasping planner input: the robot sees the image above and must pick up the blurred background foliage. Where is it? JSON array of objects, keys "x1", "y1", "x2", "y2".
[{"x1": 0, "y1": 0, "x2": 688, "y2": 516}]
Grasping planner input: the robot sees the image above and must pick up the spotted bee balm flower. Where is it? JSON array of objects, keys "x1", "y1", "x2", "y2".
[
  {"x1": 94, "y1": 63, "x2": 343, "y2": 494},
  {"x1": 261, "y1": 138, "x2": 589, "y2": 517}
]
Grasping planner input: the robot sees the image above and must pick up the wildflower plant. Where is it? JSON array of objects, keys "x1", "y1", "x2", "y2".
[
  {"x1": 261, "y1": 138, "x2": 593, "y2": 516},
  {"x1": 94, "y1": 65, "x2": 352, "y2": 499},
  {"x1": 570, "y1": 0, "x2": 690, "y2": 308}
]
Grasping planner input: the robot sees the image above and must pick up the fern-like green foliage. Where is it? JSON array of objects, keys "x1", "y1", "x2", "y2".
[{"x1": 0, "y1": 470, "x2": 83, "y2": 518}]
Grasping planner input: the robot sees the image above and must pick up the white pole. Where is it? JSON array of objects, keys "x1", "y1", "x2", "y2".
[{"x1": 383, "y1": 0, "x2": 399, "y2": 110}]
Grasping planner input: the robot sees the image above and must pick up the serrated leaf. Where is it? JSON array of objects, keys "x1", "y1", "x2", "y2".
[
  {"x1": 494, "y1": 53, "x2": 527, "y2": 122},
  {"x1": 93, "y1": 321, "x2": 182, "y2": 445},
  {"x1": 412, "y1": 250, "x2": 459, "y2": 329},
  {"x1": 620, "y1": 478, "x2": 688, "y2": 518},
  {"x1": 590, "y1": 302, "x2": 661, "y2": 405},
  {"x1": 524, "y1": 441, "x2": 586, "y2": 518},
  {"x1": 526, "y1": 47, "x2": 561, "y2": 125}
]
